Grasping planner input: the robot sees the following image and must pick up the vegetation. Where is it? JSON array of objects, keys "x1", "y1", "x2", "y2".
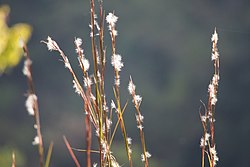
[
  {"x1": 0, "y1": 5, "x2": 31, "y2": 74},
  {"x1": 23, "y1": 1, "x2": 152, "y2": 166},
  {"x1": 0, "y1": 0, "x2": 250, "y2": 166}
]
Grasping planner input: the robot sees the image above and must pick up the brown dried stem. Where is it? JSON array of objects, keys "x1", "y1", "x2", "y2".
[{"x1": 22, "y1": 44, "x2": 44, "y2": 167}]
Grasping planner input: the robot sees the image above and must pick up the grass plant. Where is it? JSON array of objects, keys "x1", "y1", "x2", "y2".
[
  {"x1": 10, "y1": 1, "x2": 221, "y2": 167},
  {"x1": 199, "y1": 28, "x2": 220, "y2": 167},
  {"x1": 41, "y1": 0, "x2": 150, "y2": 166}
]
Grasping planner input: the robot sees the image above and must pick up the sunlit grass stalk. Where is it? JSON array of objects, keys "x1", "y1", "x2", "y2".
[
  {"x1": 200, "y1": 28, "x2": 220, "y2": 167},
  {"x1": 129, "y1": 77, "x2": 149, "y2": 167},
  {"x1": 11, "y1": 152, "x2": 15, "y2": 167},
  {"x1": 199, "y1": 108, "x2": 208, "y2": 167},
  {"x1": 113, "y1": 88, "x2": 132, "y2": 167},
  {"x1": 75, "y1": 22, "x2": 93, "y2": 167},
  {"x1": 44, "y1": 142, "x2": 54, "y2": 167},
  {"x1": 63, "y1": 136, "x2": 81, "y2": 167},
  {"x1": 90, "y1": 0, "x2": 105, "y2": 165},
  {"x1": 210, "y1": 28, "x2": 220, "y2": 148},
  {"x1": 107, "y1": 11, "x2": 133, "y2": 166},
  {"x1": 22, "y1": 42, "x2": 44, "y2": 167},
  {"x1": 85, "y1": 113, "x2": 92, "y2": 167},
  {"x1": 90, "y1": 1, "x2": 133, "y2": 166}
]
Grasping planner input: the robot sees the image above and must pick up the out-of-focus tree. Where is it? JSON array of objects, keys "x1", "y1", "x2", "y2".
[{"x1": 0, "y1": 5, "x2": 32, "y2": 74}]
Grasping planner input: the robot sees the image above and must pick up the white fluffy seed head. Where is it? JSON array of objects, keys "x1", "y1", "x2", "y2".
[
  {"x1": 74, "y1": 37, "x2": 82, "y2": 47},
  {"x1": 32, "y1": 136, "x2": 40, "y2": 145},
  {"x1": 141, "y1": 151, "x2": 151, "y2": 162},
  {"x1": 111, "y1": 54, "x2": 123, "y2": 72},
  {"x1": 25, "y1": 94, "x2": 37, "y2": 116},
  {"x1": 211, "y1": 28, "x2": 218, "y2": 43},
  {"x1": 128, "y1": 77, "x2": 135, "y2": 95},
  {"x1": 44, "y1": 36, "x2": 59, "y2": 51},
  {"x1": 106, "y1": 13, "x2": 118, "y2": 26},
  {"x1": 23, "y1": 59, "x2": 32, "y2": 77}
]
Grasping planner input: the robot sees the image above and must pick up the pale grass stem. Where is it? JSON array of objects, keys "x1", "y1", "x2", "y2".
[
  {"x1": 22, "y1": 40, "x2": 55, "y2": 167},
  {"x1": 200, "y1": 28, "x2": 220, "y2": 167},
  {"x1": 129, "y1": 77, "x2": 150, "y2": 167},
  {"x1": 11, "y1": 152, "x2": 15, "y2": 167},
  {"x1": 22, "y1": 42, "x2": 44, "y2": 167}
]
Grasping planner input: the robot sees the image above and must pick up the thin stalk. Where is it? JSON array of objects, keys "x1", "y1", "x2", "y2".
[
  {"x1": 134, "y1": 104, "x2": 148, "y2": 167},
  {"x1": 199, "y1": 110, "x2": 208, "y2": 167},
  {"x1": 22, "y1": 44, "x2": 44, "y2": 167},
  {"x1": 200, "y1": 28, "x2": 220, "y2": 167},
  {"x1": 90, "y1": 0, "x2": 104, "y2": 165},
  {"x1": 113, "y1": 88, "x2": 132, "y2": 167},
  {"x1": 129, "y1": 77, "x2": 148, "y2": 167},
  {"x1": 63, "y1": 136, "x2": 81, "y2": 167},
  {"x1": 85, "y1": 114, "x2": 92, "y2": 167},
  {"x1": 109, "y1": 101, "x2": 128, "y2": 146},
  {"x1": 44, "y1": 142, "x2": 54, "y2": 167},
  {"x1": 11, "y1": 152, "x2": 15, "y2": 167}
]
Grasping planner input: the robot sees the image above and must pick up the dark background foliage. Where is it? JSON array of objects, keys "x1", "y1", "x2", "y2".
[{"x1": 1, "y1": 0, "x2": 250, "y2": 166}]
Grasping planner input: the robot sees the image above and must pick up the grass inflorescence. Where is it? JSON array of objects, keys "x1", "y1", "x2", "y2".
[{"x1": 199, "y1": 28, "x2": 220, "y2": 167}]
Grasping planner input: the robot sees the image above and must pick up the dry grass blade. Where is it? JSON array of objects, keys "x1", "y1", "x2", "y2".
[
  {"x1": 63, "y1": 136, "x2": 81, "y2": 167},
  {"x1": 44, "y1": 141, "x2": 54, "y2": 167},
  {"x1": 22, "y1": 41, "x2": 44, "y2": 167},
  {"x1": 11, "y1": 152, "x2": 15, "y2": 167}
]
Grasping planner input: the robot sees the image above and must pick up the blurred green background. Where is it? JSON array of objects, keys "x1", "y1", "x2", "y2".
[{"x1": 1, "y1": 0, "x2": 250, "y2": 166}]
